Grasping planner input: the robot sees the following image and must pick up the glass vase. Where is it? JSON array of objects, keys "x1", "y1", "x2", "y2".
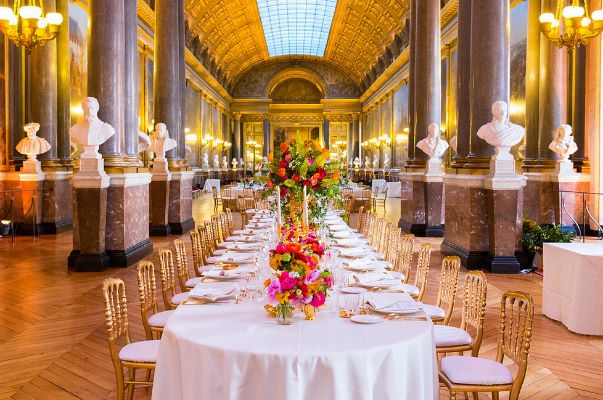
[{"x1": 275, "y1": 303, "x2": 295, "y2": 325}]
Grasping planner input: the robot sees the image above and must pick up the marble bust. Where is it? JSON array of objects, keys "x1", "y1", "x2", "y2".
[
  {"x1": 417, "y1": 123, "x2": 449, "y2": 160},
  {"x1": 149, "y1": 123, "x2": 177, "y2": 161},
  {"x1": 213, "y1": 154, "x2": 220, "y2": 169},
  {"x1": 231, "y1": 158, "x2": 238, "y2": 169},
  {"x1": 239, "y1": 158, "x2": 244, "y2": 169},
  {"x1": 222, "y1": 156, "x2": 228, "y2": 170},
  {"x1": 549, "y1": 124, "x2": 578, "y2": 160},
  {"x1": 373, "y1": 154, "x2": 380, "y2": 169},
  {"x1": 383, "y1": 154, "x2": 391, "y2": 169},
  {"x1": 477, "y1": 101, "x2": 525, "y2": 160},
  {"x1": 69, "y1": 97, "x2": 115, "y2": 148},
  {"x1": 138, "y1": 130, "x2": 151, "y2": 153},
  {"x1": 16, "y1": 122, "x2": 51, "y2": 173},
  {"x1": 202, "y1": 153, "x2": 209, "y2": 170},
  {"x1": 353, "y1": 157, "x2": 361, "y2": 168},
  {"x1": 364, "y1": 156, "x2": 371, "y2": 168}
]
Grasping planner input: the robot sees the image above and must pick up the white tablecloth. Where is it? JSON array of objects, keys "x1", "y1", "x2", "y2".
[
  {"x1": 152, "y1": 302, "x2": 438, "y2": 400},
  {"x1": 543, "y1": 243, "x2": 603, "y2": 335},
  {"x1": 371, "y1": 180, "x2": 401, "y2": 198},
  {"x1": 203, "y1": 178, "x2": 220, "y2": 193}
]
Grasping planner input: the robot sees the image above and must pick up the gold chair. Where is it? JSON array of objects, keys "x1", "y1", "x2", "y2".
[
  {"x1": 423, "y1": 256, "x2": 461, "y2": 325},
  {"x1": 189, "y1": 230, "x2": 205, "y2": 277},
  {"x1": 136, "y1": 261, "x2": 173, "y2": 340},
  {"x1": 356, "y1": 205, "x2": 366, "y2": 232},
  {"x1": 398, "y1": 243, "x2": 431, "y2": 300},
  {"x1": 439, "y1": 291, "x2": 534, "y2": 400},
  {"x1": 158, "y1": 249, "x2": 190, "y2": 310},
  {"x1": 102, "y1": 278, "x2": 159, "y2": 400},
  {"x1": 371, "y1": 185, "x2": 388, "y2": 213},
  {"x1": 211, "y1": 186, "x2": 223, "y2": 211},
  {"x1": 435, "y1": 271, "x2": 488, "y2": 357},
  {"x1": 174, "y1": 239, "x2": 202, "y2": 291}
]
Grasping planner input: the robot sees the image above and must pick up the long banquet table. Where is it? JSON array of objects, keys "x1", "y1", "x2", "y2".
[{"x1": 152, "y1": 212, "x2": 438, "y2": 400}]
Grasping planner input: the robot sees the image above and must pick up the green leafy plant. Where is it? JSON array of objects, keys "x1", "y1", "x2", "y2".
[{"x1": 521, "y1": 218, "x2": 575, "y2": 255}]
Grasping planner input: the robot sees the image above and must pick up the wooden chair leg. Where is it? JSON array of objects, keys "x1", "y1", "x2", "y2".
[
  {"x1": 126, "y1": 368, "x2": 135, "y2": 400},
  {"x1": 492, "y1": 392, "x2": 499, "y2": 400},
  {"x1": 115, "y1": 364, "x2": 125, "y2": 400},
  {"x1": 449, "y1": 392, "x2": 457, "y2": 400}
]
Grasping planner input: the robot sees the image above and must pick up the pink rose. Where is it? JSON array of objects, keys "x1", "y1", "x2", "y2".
[{"x1": 310, "y1": 292, "x2": 326, "y2": 307}]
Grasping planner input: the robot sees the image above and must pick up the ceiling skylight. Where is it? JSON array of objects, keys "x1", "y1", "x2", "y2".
[{"x1": 257, "y1": 0, "x2": 337, "y2": 57}]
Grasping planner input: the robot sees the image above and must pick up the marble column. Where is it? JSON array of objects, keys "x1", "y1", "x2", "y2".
[
  {"x1": 452, "y1": 0, "x2": 471, "y2": 167},
  {"x1": 569, "y1": 46, "x2": 587, "y2": 171},
  {"x1": 233, "y1": 113, "x2": 242, "y2": 160},
  {"x1": 262, "y1": 117, "x2": 270, "y2": 156},
  {"x1": 177, "y1": 0, "x2": 186, "y2": 162},
  {"x1": 154, "y1": 0, "x2": 181, "y2": 162},
  {"x1": 466, "y1": 0, "x2": 509, "y2": 168},
  {"x1": 29, "y1": 0, "x2": 58, "y2": 166},
  {"x1": 352, "y1": 115, "x2": 360, "y2": 160},
  {"x1": 406, "y1": 0, "x2": 416, "y2": 163},
  {"x1": 522, "y1": 0, "x2": 542, "y2": 166},
  {"x1": 88, "y1": 0, "x2": 126, "y2": 166},
  {"x1": 124, "y1": 0, "x2": 140, "y2": 163},
  {"x1": 56, "y1": 0, "x2": 71, "y2": 166},
  {"x1": 399, "y1": 0, "x2": 442, "y2": 237},
  {"x1": 322, "y1": 119, "x2": 330, "y2": 149},
  {"x1": 7, "y1": 43, "x2": 24, "y2": 166}
]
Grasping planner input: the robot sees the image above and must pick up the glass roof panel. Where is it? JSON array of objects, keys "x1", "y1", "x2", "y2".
[{"x1": 257, "y1": 0, "x2": 337, "y2": 57}]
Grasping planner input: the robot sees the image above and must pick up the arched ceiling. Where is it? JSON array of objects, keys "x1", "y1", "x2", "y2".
[{"x1": 184, "y1": 0, "x2": 408, "y2": 91}]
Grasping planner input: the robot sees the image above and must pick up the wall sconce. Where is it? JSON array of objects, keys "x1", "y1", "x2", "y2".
[
  {"x1": 0, "y1": 220, "x2": 11, "y2": 237},
  {"x1": 185, "y1": 133, "x2": 197, "y2": 143}
]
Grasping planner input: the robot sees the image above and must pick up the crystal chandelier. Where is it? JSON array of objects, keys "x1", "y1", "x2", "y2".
[
  {"x1": 540, "y1": 0, "x2": 603, "y2": 49},
  {"x1": 0, "y1": 0, "x2": 63, "y2": 53}
]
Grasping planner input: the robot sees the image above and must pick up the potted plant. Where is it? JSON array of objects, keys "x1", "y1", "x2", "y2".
[{"x1": 520, "y1": 218, "x2": 575, "y2": 271}]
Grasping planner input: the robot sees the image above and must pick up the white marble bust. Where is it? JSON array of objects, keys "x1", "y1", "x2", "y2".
[
  {"x1": 202, "y1": 153, "x2": 209, "y2": 169},
  {"x1": 231, "y1": 158, "x2": 238, "y2": 169},
  {"x1": 383, "y1": 154, "x2": 391, "y2": 169},
  {"x1": 138, "y1": 130, "x2": 151, "y2": 153},
  {"x1": 477, "y1": 101, "x2": 525, "y2": 160},
  {"x1": 353, "y1": 157, "x2": 361, "y2": 168},
  {"x1": 213, "y1": 154, "x2": 220, "y2": 169},
  {"x1": 417, "y1": 123, "x2": 449, "y2": 160},
  {"x1": 373, "y1": 154, "x2": 380, "y2": 169},
  {"x1": 549, "y1": 124, "x2": 578, "y2": 160},
  {"x1": 222, "y1": 156, "x2": 228, "y2": 170},
  {"x1": 16, "y1": 122, "x2": 51, "y2": 160},
  {"x1": 364, "y1": 156, "x2": 370, "y2": 168},
  {"x1": 149, "y1": 123, "x2": 177, "y2": 161},
  {"x1": 69, "y1": 97, "x2": 115, "y2": 148}
]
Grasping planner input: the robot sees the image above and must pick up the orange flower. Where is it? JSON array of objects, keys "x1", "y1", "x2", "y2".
[
  {"x1": 268, "y1": 152, "x2": 274, "y2": 162},
  {"x1": 278, "y1": 167, "x2": 286, "y2": 178},
  {"x1": 332, "y1": 171, "x2": 340, "y2": 180},
  {"x1": 280, "y1": 142, "x2": 289, "y2": 152}
]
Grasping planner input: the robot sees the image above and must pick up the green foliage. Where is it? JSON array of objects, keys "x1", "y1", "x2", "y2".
[{"x1": 521, "y1": 218, "x2": 575, "y2": 254}]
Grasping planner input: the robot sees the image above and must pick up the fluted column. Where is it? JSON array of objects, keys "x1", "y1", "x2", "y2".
[
  {"x1": 352, "y1": 114, "x2": 360, "y2": 160},
  {"x1": 569, "y1": 46, "x2": 587, "y2": 171},
  {"x1": 29, "y1": 0, "x2": 58, "y2": 165},
  {"x1": 452, "y1": 0, "x2": 471, "y2": 166},
  {"x1": 233, "y1": 113, "x2": 241, "y2": 160},
  {"x1": 262, "y1": 117, "x2": 270, "y2": 156},
  {"x1": 124, "y1": 0, "x2": 139, "y2": 162},
  {"x1": 323, "y1": 119, "x2": 330, "y2": 149},
  {"x1": 154, "y1": 0, "x2": 182, "y2": 162},
  {"x1": 411, "y1": 0, "x2": 440, "y2": 165},
  {"x1": 406, "y1": 0, "x2": 416, "y2": 163},
  {"x1": 178, "y1": 0, "x2": 186, "y2": 162},
  {"x1": 523, "y1": 0, "x2": 541, "y2": 164},
  {"x1": 467, "y1": 0, "x2": 509, "y2": 167},
  {"x1": 56, "y1": 0, "x2": 71, "y2": 165},
  {"x1": 88, "y1": 0, "x2": 126, "y2": 165}
]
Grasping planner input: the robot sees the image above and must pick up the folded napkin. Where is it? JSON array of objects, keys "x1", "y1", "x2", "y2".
[
  {"x1": 226, "y1": 235, "x2": 263, "y2": 242},
  {"x1": 233, "y1": 228, "x2": 270, "y2": 235},
  {"x1": 338, "y1": 247, "x2": 369, "y2": 258},
  {"x1": 332, "y1": 230, "x2": 354, "y2": 239},
  {"x1": 189, "y1": 282, "x2": 239, "y2": 302},
  {"x1": 202, "y1": 266, "x2": 253, "y2": 279},
  {"x1": 356, "y1": 272, "x2": 399, "y2": 286},
  {"x1": 227, "y1": 242, "x2": 260, "y2": 251},
  {"x1": 206, "y1": 252, "x2": 256, "y2": 264},
  {"x1": 334, "y1": 237, "x2": 362, "y2": 247},
  {"x1": 329, "y1": 224, "x2": 350, "y2": 232},
  {"x1": 344, "y1": 258, "x2": 390, "y2": 271},
  {"x1": 365, "y1": 292, "x2": 421, "y2": 312}
]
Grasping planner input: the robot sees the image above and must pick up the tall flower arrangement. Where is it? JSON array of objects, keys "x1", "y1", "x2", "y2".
[{"x1": 261, "y1": 138, "x2": 341, "y2": 222}]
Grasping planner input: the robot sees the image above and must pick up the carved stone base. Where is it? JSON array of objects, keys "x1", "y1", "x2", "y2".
[
  {"x1": 106, "y1": 238, "x2": 153, "y2": 268},
  {"x1": 68, "y1": 250, "x2": 111, "y2": 272},
  {"x1": 149, "y1": 178, "x2": 171, "y2": 236},
  {"x1": 168, "y1": 171, "x2": 194, "y2": 235},
  {"x1": 398, "y1": 172, "x2": 444, "y2": 237},
  {"x1": 42, "y1": 172, "x2": 73, "y2": 234},
  {"x1": 169, "y1": 218, "x2": 196, "y2": 235},
  {"x1": 441, "y1": 239, "x2": 490, "y2": 270},
  {"x1": 71, "y1": 183, "x2": 108, "y2": 271},
  {"x1": 150, "y1": 223, "x2": 171, "y2": 236},
  {"x1": 488, "y1": 255, "x2": 521, "y2": 274},
  {"x1": 485, "y1": 188, "x2": 523, "y2": 273}
]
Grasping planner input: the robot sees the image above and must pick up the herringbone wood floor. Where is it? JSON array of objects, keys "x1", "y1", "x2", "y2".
[{"x1": 0, "y1": 194, "x2": 602, "y2": 399}]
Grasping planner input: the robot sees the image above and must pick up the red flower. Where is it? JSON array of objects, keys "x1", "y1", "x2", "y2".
[
  {"x1": 280, "y1": 160, "x2": 288, "y2": 168},
  {"x1": 278, "y1": 167, "x2": 287, "y2": 178},
  {"x1": 267, "y1": 179, "x2": 273, "y2": 189},
  {"x1": 280, "y1": 142, "x2": 289, "y2": 152},
  {"x1": 280, "y1": 186, "x2": 288, "y2": 196},
  {"x1": 292, "y1": 174, "x2": 300, "y2": 183}
]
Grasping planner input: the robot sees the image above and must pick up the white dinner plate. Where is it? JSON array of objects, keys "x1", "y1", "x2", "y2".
[
  {"x1": 350, "y1": 315, "x2": 382, "y2": 324},
  {"x1": 341, "y1": 286, "x2": 368, "y2": 294},
  {"x1": 366, "y1": 304, "x2": 422, "y2": 315}
]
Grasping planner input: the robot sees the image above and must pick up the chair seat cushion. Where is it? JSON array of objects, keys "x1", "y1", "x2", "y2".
[
  {"x1": 441, "y1": 356, "x2": 513, "y2": 385},
  {"x1": 119, "y1": 340, "x2": 160, "y2": 363},
  {"x1": 434, "y1": 325, "x2": 472, "y2": 347},
  {"x1": 398, "y1": 283, "x2": 419, "y2": 297},
  {"x1": 171, "y1": 292, "x2": 190, "y2": 305},
  {"x1": 147, "y1": 310, "x2": 174, "y2": 328},
  {"x1": 186, "y1": 277, "x2": 203, "y2": 288},
  {"x1": 421, "y1": 303, "x2": 446, "y2": 319},
  {"x1": 213, "y1": 249, "x2": 227, "y2": 256}
]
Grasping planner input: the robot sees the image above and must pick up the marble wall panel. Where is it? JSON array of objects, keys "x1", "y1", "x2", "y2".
[
  {"x1": 168, "y1": 177, "x2": 193, "y2": 224},
  {"x1": 444, "y1": 185, "x2": 489, "y2": 253},
  {"x1": 74, "y1": 187, "x2": 107, "y2": 254},
  {"x1": 150, "y1": 180, "x2": 169, "y2": 226},
  {"x1": 487, "y1": 189, "x2": 523, "y2": 257},
  {"x1": 42, "y1": 179, "x2": 72, "y2": 224},
  {"x1": 106, "y1": 184, "x2": 149, "y2": 250}
]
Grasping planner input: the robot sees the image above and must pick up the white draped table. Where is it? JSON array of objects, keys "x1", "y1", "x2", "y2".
[
  {"x1": 152, "y1": 302, "x2": 438, "y2": 400},
  {"x1": 202, "y1": 178, "x2": 220, "y2": 193},
  {"x1": 543, "y1": 243, "x2": 603, "y2": 335}
]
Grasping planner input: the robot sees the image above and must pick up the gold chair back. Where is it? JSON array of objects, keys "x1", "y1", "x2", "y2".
[
  {"x1": 357, "y1": 206, "x2": 365, "y2": 231},
  {"x1": 190, "y1": 230, "x2": 204, "y2": 276},
  {"x1": 461, "y1": 270, "x2": 488, "y2": 356},
  {"x1": 498, "y1": 291, "x2": 534, "y2": 399},
  {"x1": 413, "y1": 243, "x2": 431, "y2": 301},
  {"x1": 435, "y1": 256, "x2": 461, "y2": 325},
  {"x1": 158, "y1": 249, "x2": 177, "y2": 310},
  {"x1": 395, "y1": 233, "x2": 415, "y2": 283},
  {"x1": 211, "y1": 215, "x2": 223, "y2": 244},
  {"x1": 103, "y1": 278, "x2": 131, "y2": 346},
  {"x1": 136, "y1": 261, "x2": 159, "y2": 340},
  {"x1": 174, "y1": 240, "x2": 191, "y2": 292}
]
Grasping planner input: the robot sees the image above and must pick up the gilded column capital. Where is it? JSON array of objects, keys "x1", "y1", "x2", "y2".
[{"x1": 233, "y1": 112, "x2": 242, "y2": 121}]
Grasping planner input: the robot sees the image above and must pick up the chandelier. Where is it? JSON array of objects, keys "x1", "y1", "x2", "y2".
[
  {"x1": 540, "y1": 0, "x2": 603, "y2": 49},
  {"x1": 0, "y1": 0, "x2": 63, "y2": 53}
]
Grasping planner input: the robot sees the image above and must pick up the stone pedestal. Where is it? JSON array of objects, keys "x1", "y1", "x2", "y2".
[
  {"x1": 17, "y1": 172, "x2": 45, "y2": 235},
  {"x1": 168, "y1": 171, "x2": 195, "y2": 234},
  {"x1": 105, "y1": 173, "x2": 153, "y2": 267},
  {"x1": 398, "y1": 170, "x2": 444, "y2": 237},
  {"x1": 150, "y1": 162, "x2": 172, "y2": 236},
  {"x1": 69, "y1": 173, "x2": 111, "y2": 271},
  {"x1": 42, "y1": 171, "x2": 73, "y2": 233}
]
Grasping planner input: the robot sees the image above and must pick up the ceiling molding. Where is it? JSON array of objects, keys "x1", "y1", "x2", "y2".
[{"x1": 266, "y1": 68, "x2": 328, "y2": 98}]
